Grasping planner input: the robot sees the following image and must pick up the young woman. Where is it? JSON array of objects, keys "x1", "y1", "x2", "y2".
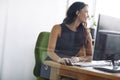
[
  {"x1": 47, "y1": 2, "x2": 92, "y2": 64},
  {"x1": 41, "y1": 2, "x2": 93, "y2": 80}
]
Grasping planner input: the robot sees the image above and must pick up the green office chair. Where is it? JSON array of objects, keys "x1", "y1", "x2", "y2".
[{"x1": 33, "y1": 32, "x2": 50, "y2": 80}]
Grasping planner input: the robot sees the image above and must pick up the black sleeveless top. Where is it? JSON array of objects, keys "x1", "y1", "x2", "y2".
[
  {"x1": 42, "y1": 23, "x2": 83, "y2": 79},
  {"x1": 54, "y1": 23, "x2": 82, "y2": 58}
]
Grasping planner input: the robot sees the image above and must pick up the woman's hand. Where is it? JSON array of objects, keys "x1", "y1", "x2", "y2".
[
  {"x1": 78, "y1": 56, "x2": 92, "y2": 62},
  {"x1": 83, "y1": 56, "x2": 92, "y2": 62},
  {"x1": 70, "y1": 56, "x2": 92, "y2": 63},
  {"x1": 57, "y1": 56, "x2": 92, "y2": 65},
  {"x1": 70, "y1": 57, "x2": 80, "y2": 63},
  {"x1": 57, "y1": 58, "x2": 68, "y2": 65},
  {"x1": 58, "y1": 57, "x2": 84, "y2": 64},
  {"x1": 57, "y1": 58, "x2": 75, "y2": 65}
]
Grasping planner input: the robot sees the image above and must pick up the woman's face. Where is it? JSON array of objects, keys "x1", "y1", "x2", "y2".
[{"x1": 77, "y1": 6, "x2": 89, "y2": 23}]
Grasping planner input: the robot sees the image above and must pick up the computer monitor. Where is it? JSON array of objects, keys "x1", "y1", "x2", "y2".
[{"x1": 93, "y1": 14, "x2": 120, "y2": 66}]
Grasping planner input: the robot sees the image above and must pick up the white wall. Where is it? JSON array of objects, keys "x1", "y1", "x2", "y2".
[
  {"x1": 0, "y1": 0, "x2": 8, "y2": 78},
  {"x1": 0, "y1": 0, "x2": 67, "y2": 80},
  {"x1": 96, "y1": 0, "x2": 120, "y2": 18}
]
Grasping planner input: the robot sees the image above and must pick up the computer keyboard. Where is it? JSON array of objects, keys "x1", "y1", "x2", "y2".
[
  {"x1": 93, "y1": 66, "x2": 120, "y2": 73},
  {"x1": 68, "y1": 60, "x2": 120, "y2": 73},
  {"x1": 71, "y1": 61, "x2": 111, "y2": 67}
]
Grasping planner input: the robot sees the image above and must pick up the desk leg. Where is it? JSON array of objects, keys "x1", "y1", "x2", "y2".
[{"x1": 50, "y1": 67, "x2": 60, "y2": 80}]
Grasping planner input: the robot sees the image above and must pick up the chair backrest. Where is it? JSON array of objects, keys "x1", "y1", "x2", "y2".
[{"x1": 33, "y1": 32, "x2": 50, "y2": 77}]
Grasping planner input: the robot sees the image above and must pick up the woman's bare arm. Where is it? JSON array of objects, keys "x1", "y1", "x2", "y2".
[
  {"x1": 47, "y1": 25, "x2": 64, "y2": 62},
  {"x1": 74, "y1": 29, "x2": 93, "y2": 62},
  {"x1": 86, "y1": 29, "x2": 93, "y2": 56}
]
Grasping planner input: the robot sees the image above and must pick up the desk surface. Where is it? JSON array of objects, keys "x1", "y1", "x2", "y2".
[{"x1": 44, "y1": 61, "x2": 120, "y2": 80}]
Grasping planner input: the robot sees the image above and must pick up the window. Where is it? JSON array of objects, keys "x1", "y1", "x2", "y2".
[{"x1": 96, "y1": 0, "x2": 120, "y2": 18}]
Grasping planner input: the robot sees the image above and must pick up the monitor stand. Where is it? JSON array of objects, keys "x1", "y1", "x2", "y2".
[{"x1": 93, "y1": 60, "x2": 120, "y2": 73}]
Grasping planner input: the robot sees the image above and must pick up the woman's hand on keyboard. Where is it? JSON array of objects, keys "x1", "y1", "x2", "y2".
[
  {"x1": 70, "y1": 56, "x2": 92, "y2": 63},
  {"x1": 64, "y1": 57, "x2": 89, "y2": 64},
  {"x1": 58, "y1": 58, "x2": 68, "y2": 65},
  {"x1": 79, "y1": 56, "x2": 92, "y2": 62}
]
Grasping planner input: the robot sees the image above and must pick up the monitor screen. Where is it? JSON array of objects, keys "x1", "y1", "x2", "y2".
[{"x1": 93, "y1": 14, "x2": 120, "y2": 61}]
